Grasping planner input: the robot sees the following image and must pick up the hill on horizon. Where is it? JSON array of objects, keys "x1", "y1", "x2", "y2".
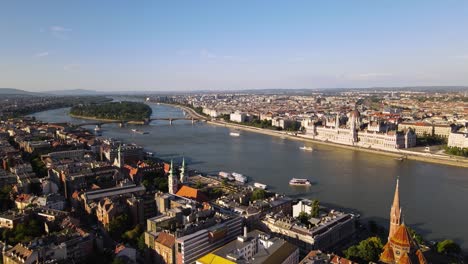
[{"x1": 0, "y1": 88, "x2": 44, "y2": 96}]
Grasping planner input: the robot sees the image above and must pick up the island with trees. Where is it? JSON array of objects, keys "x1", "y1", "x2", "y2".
[{"x1": 69, "y1": 101, "x2": 152, "y2": 123}]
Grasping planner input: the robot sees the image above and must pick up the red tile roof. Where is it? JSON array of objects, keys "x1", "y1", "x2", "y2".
[
  {"x1": 155, "y1": 232, "x2": 175, "y2": 248},
  {"x1": 176, "y1": 186, "x2": 208, "y2": 202}
]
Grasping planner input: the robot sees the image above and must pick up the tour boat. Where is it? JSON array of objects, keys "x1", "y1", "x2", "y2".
[
  {"x1": 289, "y1": 178, "x2": 312, "y2": 186},
  {"x1": 219, "y1": 171, "x2": 232, "y2": 179},
  {"x1": 254, "y1": 182, "x2": 267, "y2": 190},
  {"x1": 232, "y1": 172, "x2": 247, "y2": 183},
  {"x1": 230, "y1": 132, "x2": 240, "y2": 137},
  {"x1": 132, "y1": 129, "x2": 149, "y2": 135},
  {"x1": 299, "y1": 146, "x2": 313, "y2": 151},
  {"x1": 94, "y1": 126, "x2": 102, "y2": 136}
]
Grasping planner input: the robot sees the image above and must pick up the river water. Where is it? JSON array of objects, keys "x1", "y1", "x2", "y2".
[{"x1": 30, "y1": 103, "x2": 468, "y2": 249}]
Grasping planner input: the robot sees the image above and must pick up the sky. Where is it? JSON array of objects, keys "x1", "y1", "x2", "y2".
[{"x1": 1, "y1": 1, "x2": 468, "y2": 92}]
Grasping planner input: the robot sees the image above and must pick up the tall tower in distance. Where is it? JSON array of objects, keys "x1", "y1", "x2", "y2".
[
  {"x1": 180, "y1": 157, "x2": 187, "y2": 183},
  {"x1": 113, "y1": 144, "x2": 124, "y2": 168},
  {"x1": 389, "y1": 178, "x2": 402, "y2": 240},
  {"x1": 168, "y1": 160, "x2": 178, "y2": 194}
]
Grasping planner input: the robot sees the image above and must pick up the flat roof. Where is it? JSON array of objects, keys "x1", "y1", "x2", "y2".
[{"x1": 84, "y1": 184, "x2": 145, "y2": 201}]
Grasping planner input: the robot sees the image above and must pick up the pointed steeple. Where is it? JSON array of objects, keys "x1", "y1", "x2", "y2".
[
  {"x1": 335, "y1": 113, "x2": 340, "y2": 130},
  {"x1": 168, "y1": 159, "x2": 178, "y2": 194},
  {"x1": 113, "y1": 144, "x2": 123, "y2": 168},
  {"x1": 169, "y1": 160, "x2": 174, "y2": 176},
  {"x1": 389, "y1": 177, "x2": 402, "y2": 240},
  {"x1": 392, "y1": 178, "x2": 400, "y2": 210},
  {"x1": 180, "y1": 157, "x2": 186, "y2": 183}
]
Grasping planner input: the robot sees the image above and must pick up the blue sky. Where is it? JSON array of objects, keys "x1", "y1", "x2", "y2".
[{"x1": 1, "y1": 1, "x2": 468, "y2": 91}]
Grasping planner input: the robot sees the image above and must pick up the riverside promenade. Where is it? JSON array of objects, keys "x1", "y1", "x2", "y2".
[
  {"x1": 209, "y1": 120, "x2": 468, "y2": 168},
  {"x1": 157, "y1": 103, "x2": 468, "y2": 168}
]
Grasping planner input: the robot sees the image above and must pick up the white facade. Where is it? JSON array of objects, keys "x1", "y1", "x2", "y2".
[
  {"x1": 203, "y1": 108, "x2": 231, "y2": 118},
  {"x1": 448, "y1": 131, "x2": 468, "y2": 148},
  {"x1": 304, "y1": 111, "x2": 416, "y2": 150},
  {"x1": 292, "y1": 200, "x2": 313, "y2": 218},
  {"x1": 230, "y1": 112, "x2": 247, "y2": 123}
]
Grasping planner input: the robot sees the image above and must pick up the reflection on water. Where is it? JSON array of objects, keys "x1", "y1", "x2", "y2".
[{"x1": 30, "y1": 103, "x2": 468, "y2": 248}]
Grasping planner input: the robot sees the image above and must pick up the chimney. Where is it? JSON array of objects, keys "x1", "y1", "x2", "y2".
[{"x1": 243, "y1": 225, "x2": 248, "y2": 237}]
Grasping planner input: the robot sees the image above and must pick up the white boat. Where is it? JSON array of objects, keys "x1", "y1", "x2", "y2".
[
  {"x1": 299, "y1": 146, "x2": 313, "y2": 151},
  {"x1": 254, "y1": 182, "x2": 267, "y2": 190},
  {"x1": 289, "y1": 178, "x2": 312, "y2": 186},
  {"x1": 219, "y1": 171, "x2": 231, "y2": 179},
  {"x1": 132, "y1": 129, "x2": 149, "y2": 135},
  {"x1": 230, "y1": 132, "x2": 240, "y2": 137},
  {"x1": 232, "y1": 172, "x2": 247, "y2": 183}
]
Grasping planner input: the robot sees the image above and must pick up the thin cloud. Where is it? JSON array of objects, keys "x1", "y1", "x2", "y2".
[
  {"x1": 63, "y1": 64, "x2": 80, "y2": 72},
  {"x1": 34, "y1": 51, "x2": 50, "y2": 58},
  {"x1": 344, "y1": 73, "x2": 393, "y2": 81},
  {"x1": 48, "y1": 25, "x2": 72, "y2": 39},
  {"x1": 453, "y1": 55, "x2": 468, "y2": 60},
  {"x1": 200, "y1": 49, "x2": 217, "y2": 59},
  {"x1": 289, "y1": 57, "x2": 306, "y2": 62},
  {"x1": 50, "y1": 26, "x2": 72, "y2": 32},
  {"x1": 200, "y1": 49, "x2": 247, "y2": 62}
]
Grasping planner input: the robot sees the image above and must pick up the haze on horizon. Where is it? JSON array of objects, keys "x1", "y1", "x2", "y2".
[{"x1": 1, "y1": 1, "x2": 468, "y2": 92}]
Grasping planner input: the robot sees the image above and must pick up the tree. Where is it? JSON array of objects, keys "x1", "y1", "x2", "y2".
[
  {"x1": 436, "y1": 240, "x2": 461, "y2": 255},
  {"x1": 310, "y1": 200, "x2": 319, "y2": 218},
  {"x1": 297, "y1": 211, "x2": 310, "y2": 225},
  {"x1": 108, "y1": 214, "x2": 131, "y2": 240},
  {"x1": 0, "y1": 185, "x2": 13, "y2": 211},
  {"x1": 1, "y1": 218, "x2": 45, "y2": 245},
  {"x1": 251, "y1": 189, "x2": 266, "y2": 201},
  {"x1": 112, "y1": 257, "x2": 126, "y2": 264},
  {"x1": 407, "y1": 227, "x2": 424, "y2": 245},
  {"x1": 344, "y1": 237, "x2": 383, "y2": 263},
  {"x1": 194, "y1": 181, "x2": 204, "y2": 189},
  {"x1": 122, "y1": 224, "x2": 142, "y2": 243},
  {"x1": 137, "y1": 233, "x2": 147, "y2": 252}
]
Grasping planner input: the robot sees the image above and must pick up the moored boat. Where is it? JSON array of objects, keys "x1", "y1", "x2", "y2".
[
  {"x1": 289, "y1": 178, "x2": 312, "y2": 186},
  {"x1": 232, "y1": 172, "x2": 247, "y2": 183},
  {"x1": 230, "y1": 132, "x2": 240, "y2": 137},
  {"x1": 299, "y1": 146, "x2": 313, "y2": 151},
  {"x1": 254, "y1": 182, "x2": 267, "y2": 190}
]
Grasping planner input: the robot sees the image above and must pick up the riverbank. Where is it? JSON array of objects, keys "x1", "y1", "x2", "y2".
[
  {"x1": 102, "y1": 101, "x2": 468, "y2": 168},
  {"x1": 157, "y1": 103, "x2": 208, "y2": 120},
  {"x1": 207, "y1": 120, "x2": 468, "y2": 168},
  {"x1": 69, "y1": 113, "x2": 146, "y2": 125}
]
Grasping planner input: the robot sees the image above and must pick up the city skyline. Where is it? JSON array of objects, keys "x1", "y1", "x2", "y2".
[{"x1": 1, "y1": 1, "x2": 468, "y2": 91}]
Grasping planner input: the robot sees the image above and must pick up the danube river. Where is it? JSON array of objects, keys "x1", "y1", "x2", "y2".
[{"x1": 31, "y1": 103, "x2": 468, "y2": 249}]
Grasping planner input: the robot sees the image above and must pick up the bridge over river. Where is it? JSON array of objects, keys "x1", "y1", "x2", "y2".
[{"x1": 75, "y1": 117, "x2": 206, "y2": 127}]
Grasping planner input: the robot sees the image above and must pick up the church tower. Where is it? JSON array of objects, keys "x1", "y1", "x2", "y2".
[
  {"x1": 168, "y1": 160, "x2": 178, "y2": 194},
  {"x1": 113, "y1": 144, "x2": 124, "y2": 168},
  {"x1": 335, "y1": 113, "x2": 340, "y2": 130},
  {"x1": 389, "y1": 178, "x2": 401, "y2": 240},
  {"x1": 180, "y1": 157, "x2": 187, "y2": 183}
]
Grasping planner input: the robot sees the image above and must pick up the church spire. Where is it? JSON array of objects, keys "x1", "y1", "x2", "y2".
[
  {"x1": 389, "y1": 177, "x2": 401, "y2": 240},
  {"x1": 169, "y1": 160, "x2": 174, "y2": 176},
  {"x1": 168, "y1": 160, "x2": 178, "y2": 194},
  {"x1": 180, "y1": 157, "x2": 187, "y2": 183},
  {"x1": 113, "y1": 144, "x2": 123, "y2": 168}
]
